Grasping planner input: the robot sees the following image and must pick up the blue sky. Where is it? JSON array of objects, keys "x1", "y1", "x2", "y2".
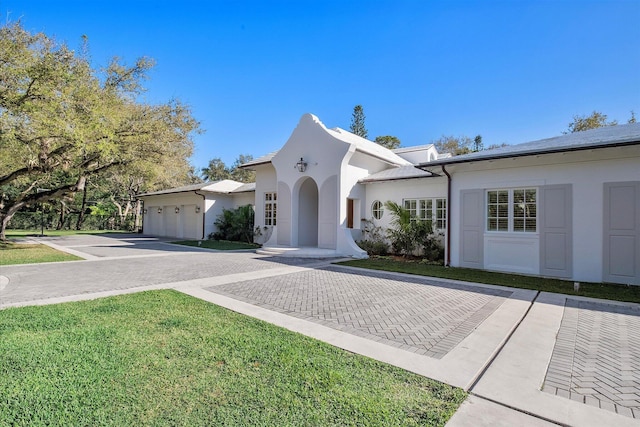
[{"x1": 3, "y1": 0, "x2": 639, "y2": 172}]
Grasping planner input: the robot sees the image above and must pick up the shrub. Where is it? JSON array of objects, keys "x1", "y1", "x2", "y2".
[
  {"x1": 421, "y1": 231, "x2": 445, "y2": 263},
  {"x1": 383, "y1": 201, "x2": 444, "y2": 262},
  {"x1": 384, "y1": 201, "x2": 433, "y2": 257},
  {"x1": 211, "y1": 205, "x2": 255, "y2": 243},
  {"x1": 357, "y1": 219, "x2": 389, "y2": 255}
]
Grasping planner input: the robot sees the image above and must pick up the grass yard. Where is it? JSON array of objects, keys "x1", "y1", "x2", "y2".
[
  {"x1": 0, "y1": 241, "x2": 81, "y2": 265},
  {"x1": 4, "y1": 229, "x2": 128, "y2": 239},
  {"x1": 172, "y1": 239, "x2": 260, "y2": 250},
  {"x1": 0, "y1": 290, "x2": 465, "y2": 426},
  {"x1": 340, "y1": 257, "x2": 640, "y2": 304}
]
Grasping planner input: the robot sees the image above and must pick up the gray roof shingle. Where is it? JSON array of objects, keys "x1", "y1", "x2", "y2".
[
  {"x1": 359, "y1": 166, "x2": 437, "y2": 183},
  {"x1": 418, "y1": 123, "x2": 640, "y2": 168}
]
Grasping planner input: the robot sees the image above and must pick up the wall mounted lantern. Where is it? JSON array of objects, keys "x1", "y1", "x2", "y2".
[
  {"x1": 157, "y1": 207, "x2": 163, "y2": 214},
  {"x1": 143, "y1": 208, "x2": 148, "y2": 214},
  {"x1": 295, "y1": 157, "x2": 308, "y2": 173},
  {"x1": 195, "y1": 206, "x2": 201, "y2": 213},
  {"x1": 175, "y1": 207, "x2": 180, "y2": 214}
]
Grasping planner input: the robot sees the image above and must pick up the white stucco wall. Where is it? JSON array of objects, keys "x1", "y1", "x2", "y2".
[
  {"x1": 232, "y1": 192, "x2": 255, "y2": 208},
  {"x1": 446, "y1": 145, "x2": 640, "y2": 283},
  {"x1": 271, "y1": 115, "x2": 352, "y2": 252},
  {"x1": 252, "y1": 164, "x2": 277, "y2": 244},
  {"x1": 364, "y1": 177, "x2": 448, "y2": 231},
  {"x1": 203, "y1": 193, "x2": 235, "y2": 238},
  {"x1": 394, "y1": 145, "x2": 439, "y2": 164}
]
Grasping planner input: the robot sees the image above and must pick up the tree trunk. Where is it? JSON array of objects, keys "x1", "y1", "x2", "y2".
[
  {"x1": 56, "y1": 201, "x2": 66, "y2": 230},
  {"x1": 134, "y1": 199, "x2": 142, "y2": 232},
  {"x1": 111, "y1": 195, "x2": 124, "y2": 227},
  {"x1": 75, "y1": 184, "x2": 88, "y2": 230},
  {"x1": 0, "y1": 201, "x2": 27, "y2": 241}
]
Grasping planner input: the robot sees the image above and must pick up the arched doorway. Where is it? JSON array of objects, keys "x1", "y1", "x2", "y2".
[{"x1": 298, "y1": 178, "x2": 318, "y2": 247}]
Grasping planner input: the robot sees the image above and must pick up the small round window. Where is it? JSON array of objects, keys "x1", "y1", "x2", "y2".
[{"x1": 371, "y1": 200, "x2": 384, "y2": 220}]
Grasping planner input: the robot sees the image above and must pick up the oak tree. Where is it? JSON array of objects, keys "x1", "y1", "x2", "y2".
[{"x1": 0, "y1": 22, "x2": 200, "y2": 239}]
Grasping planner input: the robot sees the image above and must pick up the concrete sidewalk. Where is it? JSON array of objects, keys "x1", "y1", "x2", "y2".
[{"x1": 2, "y1": 234, "x2": 638, "y2": 426}]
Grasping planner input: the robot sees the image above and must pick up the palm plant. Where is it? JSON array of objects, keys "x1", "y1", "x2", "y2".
[{"x1": 384, "y1": 201, "x2": 432, "y2": 257}]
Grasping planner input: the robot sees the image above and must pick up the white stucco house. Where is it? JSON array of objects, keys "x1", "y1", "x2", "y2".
[{"x1": 138, "y1": 113, "x2": 640, "y2": 285}]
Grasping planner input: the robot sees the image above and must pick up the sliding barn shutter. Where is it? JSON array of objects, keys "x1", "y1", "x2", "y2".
[
  {"x1": 603, "y1": 182, "x2": 640, "y2": 284},
  {"x1": 539, "y1": 184, "x2": 573, "y2": 278},
  {"x1": 460, "y1": 189, "x2": 484, "y2": 269}
]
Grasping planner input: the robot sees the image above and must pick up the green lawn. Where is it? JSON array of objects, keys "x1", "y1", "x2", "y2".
[
  {"x1": 5, "y1": 229, "x2": 128, "y2": 238},
  {"x1": 340, "y1": 257, "x2": 640, "y2": 304},
  {"x1": 0, "y1": 242, "x2": 81, "y2": 265},
  {"x1": 0, "y1": 291, "x2": 465, "y2": 426},
  {"x1": 172, "y1": 239, "x2": 260, "y2": 250}
]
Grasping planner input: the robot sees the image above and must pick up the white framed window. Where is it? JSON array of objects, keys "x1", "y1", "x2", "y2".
[
  {"x1": 487, "y1": 188, "x2": 536, "y2": 232},
  {"x1": 264, "y1": 192, "x2": 277, "y2": 226},
  {"x1": 403, "y1": 199, "x2": 417, "y2": 219},
  {"x1": 513, "y1": 189, "x2": 537, "y2": 232},
  {"x1": 487, "y1": 190, "x2": 509, "y2": 231},
  {"x1": 371, "y1": 200, "x2": 384, "y2": 219},
  {"x1": 419, "y1": 199, "x2": 432, "y2": 221},
  {"x1": 402, "y1": 198, "x2": 447, "y2": 229},
  {"x1": 435, "y1": 198, "x2": 447, "y2": 229}
]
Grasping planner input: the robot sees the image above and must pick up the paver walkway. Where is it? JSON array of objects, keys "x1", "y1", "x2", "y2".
[{"x1": 543, "y1": 298, "x2": 640, "y2": 419}]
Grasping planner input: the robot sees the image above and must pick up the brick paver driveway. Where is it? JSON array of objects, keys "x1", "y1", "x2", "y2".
[
  {"x1": 543, "y1": 298, "x2": 640, "y2": 419},
  {"x1": 0, "y1": 234, "x2": 318, "y2": 306},
  {"x1": 207, "y1": 266, "x2": 512, "y2": 359}
]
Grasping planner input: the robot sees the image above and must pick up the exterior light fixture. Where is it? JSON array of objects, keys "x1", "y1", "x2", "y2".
[
  {"x1": 143, "y1": 208, "x2": 148, "y2": 214},
  {"x1": 295, "y1": 157, "x2": 307, "y2": 173},
  {"x1": 195, "y1": 206, "x2": 201, "y2": 213},
  {"x1": 157, "y1": 207, "x2": 163, "y2": 214},
  {"x1": 175, "y1": 207, "x2": 180, "y2": 214}
]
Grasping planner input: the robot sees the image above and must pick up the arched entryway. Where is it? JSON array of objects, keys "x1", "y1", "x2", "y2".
[{"x1": 298, "y1": 178, "x2": 318, "y2": 247}]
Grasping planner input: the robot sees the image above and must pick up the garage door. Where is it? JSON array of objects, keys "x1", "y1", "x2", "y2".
[
  {"x1": 182, "y1": 204, "x2": 201, "y2": 239},
  {"x1": 145, "y1": 207, "x2": 160, "y2": 236},
  {"x1": 163, "y1": 205, "x2": 178, "y2": 237}
]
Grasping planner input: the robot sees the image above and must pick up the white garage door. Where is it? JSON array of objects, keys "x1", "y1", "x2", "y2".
[
  {"x1": 163, "y1": 205, "x2": 178, "y2": 237},
  {"x1": 182, "y1": 204, "x2": 201, "y2": 239}
]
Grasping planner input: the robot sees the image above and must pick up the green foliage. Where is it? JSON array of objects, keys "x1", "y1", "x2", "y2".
[
  {"x1": 172, "y1": 239, "x2": 259, "y2": 250},
  {"x1": 383, "y1": 201, "x2": 443, "y2": 262},
  {"x1": 431, "y1": 135, "x2": 474, "y2": 156},
  {"x1": 0, "y1": 290, "x2": 466, "y2": 425},
  {"x1": 201, "y1": 154, "x2": 255, "y2": 183},
  {"x1": 201, "y1": 157, "x2": 231, "y2": 181},
  {"x1": 384, "y1": 201, "x2": 432, "y2": 257},
  {"x1": 356, "y1": 219, "x2": 389, "y2": 255},
  {"x1": 230, "y1": 154, "x2": 256, "y2": 182},
  {"x1": 473, "y1": 135, "x2": 483, "y2": 152},
  {"x1": 374, "y1": 135, "x2": 401, "y2": 150},
  {"x1": 211, "y1": 204, "x2": 255, "y2": 243},
  {"x1": 349, "y1": 105, "x2": 368, "y2": 138},
  {"x1": 0, "y1": 22, "x2": 199, "y2": 239},
  {"x1": 566, "y1": 111, "x2": 617, "y2": 133}
]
